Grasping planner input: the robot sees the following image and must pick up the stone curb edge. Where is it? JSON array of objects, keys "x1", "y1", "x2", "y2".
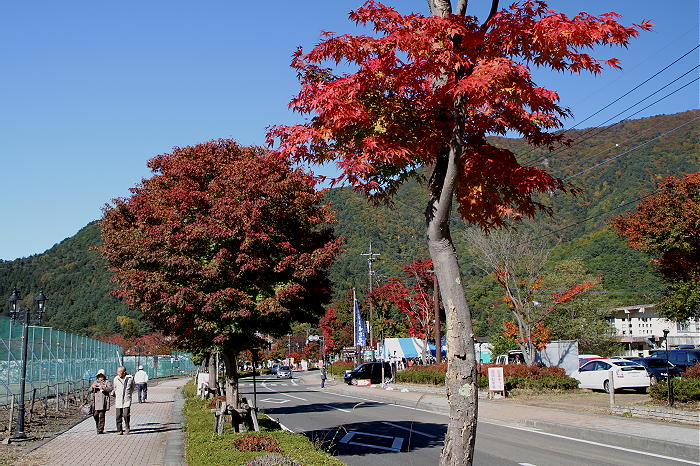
[
  {"x1": 522, "y1": 419, "x2": 700, "y2": 462},
  {"x1": 162, "y1": 383, "x2": 186, "y2": 466}
]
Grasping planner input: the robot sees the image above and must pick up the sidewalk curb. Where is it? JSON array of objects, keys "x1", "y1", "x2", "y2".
[
  {"x1": 162, "y1": 383, "x2": 187, "y2": 466},
  {"x1": 521, "y1": 419, "x2": 700, "y2": 462}
]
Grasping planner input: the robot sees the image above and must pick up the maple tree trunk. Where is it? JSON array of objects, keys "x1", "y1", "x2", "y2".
[
  {"x1": 207, "y1": 353, "x2": 217, "y2": 397},
  {"x1": 220, "y1": 350, "x2": 240, "y2": 409},
  {"x1": 427, "y1": 147, "x2": 478, "y2": 466}
]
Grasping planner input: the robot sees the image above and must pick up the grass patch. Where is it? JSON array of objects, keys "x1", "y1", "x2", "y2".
[{"x1": 182, "y1": 381, "x2": 342, "y2": 466}]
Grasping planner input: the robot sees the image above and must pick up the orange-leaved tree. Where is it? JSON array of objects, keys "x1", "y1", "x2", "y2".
[{"x1": 268, "y1": 2, "x2": 650, "y2": 463}]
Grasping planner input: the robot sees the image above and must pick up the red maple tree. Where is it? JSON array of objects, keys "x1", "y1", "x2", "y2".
[
  {"x1": 99, "y1": 139, "x2": 342, "y2": 408},
  {"x1": 612, "y1": 172, "x2": 700, "y2": 320},
  {"x1": 268, "y1": 2, "x2": 649, "y2": 462},
  {"x1": 371, "y1": 259, "x2": 435, "y2": 362}
]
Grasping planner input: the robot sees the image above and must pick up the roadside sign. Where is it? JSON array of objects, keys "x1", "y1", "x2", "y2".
[
  {"x1": 488, "y1": 367, "x2": 505, "y2": 396},
  {"x1": 356, "y1": 379, "x2": 372, "y2": 387}
]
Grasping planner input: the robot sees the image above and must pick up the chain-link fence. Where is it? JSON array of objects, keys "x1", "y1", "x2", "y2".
[
  {"x1": 122, "y1": 351, "x2": 196, "y2": 378},
  {"x1": 0, "y1": 315, "x2": 122, "y2": 407}
]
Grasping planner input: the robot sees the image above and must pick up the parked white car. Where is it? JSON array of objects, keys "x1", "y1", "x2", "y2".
[{"x1": 572, "y1": 358, "x2": 650, "y2": 393}]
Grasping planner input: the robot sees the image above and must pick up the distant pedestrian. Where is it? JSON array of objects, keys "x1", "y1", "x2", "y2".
[
  {"x1": 90, "y1": 369, "x2": 112, "y2": 434},
  {"x1": 113, "y1": 366, "x2": 134, "y2": 434},
  {"x1": 320, "y1": 367, "x2": 327, "y2": 388},
  {"x1": 134, "y1": 365, "x2": 149, "y2": 403}
]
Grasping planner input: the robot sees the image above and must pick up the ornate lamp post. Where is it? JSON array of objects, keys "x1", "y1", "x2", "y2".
[
  {"x1": 8, "y1": 288, "x2": 47, "y2": 439},
  {"x1": 662, "y1": 329, "x2": 674, "y2": 407}
]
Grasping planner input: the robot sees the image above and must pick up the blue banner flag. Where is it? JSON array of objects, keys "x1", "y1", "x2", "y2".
[{"x1": 353, "y1": 289, "x2": 367, "y2": 347}]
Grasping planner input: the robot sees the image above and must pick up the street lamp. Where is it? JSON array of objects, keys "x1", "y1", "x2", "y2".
[
  {"x1": 8, "y1": 288, "x2": 47, "y2": 440},
  {"x1": 662, "y1": 329, "x2": 674, "y2": 407}
]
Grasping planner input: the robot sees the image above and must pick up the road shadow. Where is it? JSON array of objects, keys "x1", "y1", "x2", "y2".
[
  {"x1": 263, "y1": 401, "x2": 383, "y2": 416},
  {"x1": 301, "y1": 420, "x2": 446, "y2": 457}
]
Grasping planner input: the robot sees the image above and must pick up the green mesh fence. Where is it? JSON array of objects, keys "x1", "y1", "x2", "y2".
[
  {"x1": 122, "y1": 351, "x2": 197, "y2": 378},
  {"x1": 0, "y1": 316, "x2": 195, "y2": 406},
  {"x1": 0, "y1": 316, "x2": 121, "y2": 406}
]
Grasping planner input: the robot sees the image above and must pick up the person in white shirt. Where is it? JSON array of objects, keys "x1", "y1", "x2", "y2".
[
  {"x1": 113, "y1": 366, "x2": 134, "y2": 434},
  {"x1": 134, "y1": 365, "x2": 149, "y2": 403}
]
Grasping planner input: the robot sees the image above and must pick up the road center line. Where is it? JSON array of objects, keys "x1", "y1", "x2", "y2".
[
  {"x1": 382, "y1": 421, "x2": 437, "y2": 439},
  {"x1": 282, "y1": 393, "x2": 307, "y2": 401}
]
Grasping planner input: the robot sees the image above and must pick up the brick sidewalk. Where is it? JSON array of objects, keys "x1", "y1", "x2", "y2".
[{"x1": 21, "y1": 377, "x2": 189, "y2": 466}]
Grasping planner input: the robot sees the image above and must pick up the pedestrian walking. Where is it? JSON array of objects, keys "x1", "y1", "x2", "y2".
[
  {"x1": 134, "y1": 365, "x2": 149, "y2": 403},
  {"x1": 90, "y1": 369, "x2": 112, "y2": 434},
  {"x1": 113, "y1": 366, "x2": 134, "y2": 434},
  {"x1": 320, "y1": 367, "x2": 327, "y2": 388}
]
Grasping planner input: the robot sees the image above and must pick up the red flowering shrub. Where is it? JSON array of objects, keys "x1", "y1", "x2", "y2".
[
  {"x1": 233, "y1": 434, "x2": 282, "y2": 453},
  {"x1": 207, "y1": 396, "x2": 227, "y2": 409},
  {"x1": 477, "y1": 364, "x2": 565, "y2": 379},
  {"x1": 682, "y1": 363, "x2": 700, "y2": 378}
]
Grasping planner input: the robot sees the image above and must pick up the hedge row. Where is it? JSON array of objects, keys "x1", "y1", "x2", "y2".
[
  {"x1": 394, "y1": 363, "x2": 577, "y2": 391},
  {"x1": 649, "y1": 378, "x2": 700, "y2": 403},
  {"x1": 327, "y1": 361, "x2": 355, "y2": 377}
]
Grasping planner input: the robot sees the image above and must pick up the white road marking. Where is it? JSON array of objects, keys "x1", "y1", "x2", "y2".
[
  {"x1": 282, "y1": 393, "x2": 307, "y2": 401},
  {"x1": 339, "y1": 431, "x2": 404, "y2": 452},
  {"x1": 503, "y1": 424, "x2": 699, "y2": 465},
  {"x1": 291, "y1": 379, "x2": 298, "y2": 386},
  {"x1": 519, "y1": 463, "x2": 537, "y2": 466},
  {"x1": 323, "y1": 389, "x2": 698, "y2": 464},
  {"x1": 260, "y1": 398, "x2": 290, "y2": 404},
  {"x1": 323, "y1": 404, "x2": 350, "y2": 413},
  {"x1": 382, "y1": 421, "x2": 437, "y2": 439}
]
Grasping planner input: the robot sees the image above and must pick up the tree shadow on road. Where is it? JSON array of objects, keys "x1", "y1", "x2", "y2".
[
  {"x1": 263, "y1": 401, "x2": 384, "y2": 416},
  {"x1": 301, "y1": 420, "x2": 446, "y2": 457}
]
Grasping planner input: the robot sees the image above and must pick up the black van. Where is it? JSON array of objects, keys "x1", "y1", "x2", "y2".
[
  {"x1": 649, "y1": 349, "x2": 700, "y2": 371},
  {"x1": 343, "y1": 362, "x2": 393, "y2": 385}
]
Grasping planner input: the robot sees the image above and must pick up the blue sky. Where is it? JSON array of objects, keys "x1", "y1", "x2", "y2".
[{"x1": 1, "y1": 0, "x2": 697, "y2": 260}]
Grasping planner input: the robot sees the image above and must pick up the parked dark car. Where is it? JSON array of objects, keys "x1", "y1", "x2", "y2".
[
  {"x1": 628, "y1": 357, "x2": 683, "y2": 383},
  {"x1": 343, "y1": 362, "x2": 393, "y2": 385},
  {"x1": 649, "y1": 349, "x2": 700, "y2": 372}
]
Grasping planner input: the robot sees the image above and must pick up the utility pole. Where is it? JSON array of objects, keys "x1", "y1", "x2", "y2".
[
  {"x1": 433, "y1": 273, "x2": 442, "y2": 363},
  {"x1": 361, "y1": 241, "x2": 380, "y2": 355}
]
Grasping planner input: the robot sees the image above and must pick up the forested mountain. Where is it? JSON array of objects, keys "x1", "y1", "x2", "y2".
[{"x1": 1, "y1": 111, "x2": 697, "y2": 337}]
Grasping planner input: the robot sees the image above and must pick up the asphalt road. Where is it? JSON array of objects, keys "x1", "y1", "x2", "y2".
[{"x1": 239, "y1": 375, "x2": 695, "y2": 466}]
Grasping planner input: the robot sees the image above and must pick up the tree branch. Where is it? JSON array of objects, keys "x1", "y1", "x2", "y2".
[
  {"x1": 480, "y1": 0, "x2": 499, "y2": 31},
  {"x1": 428, "y1": 0, "x2": 453, "y2": 17},
  {"x1": 455, "y1": 0, "x2": 468, "y2": 16}
]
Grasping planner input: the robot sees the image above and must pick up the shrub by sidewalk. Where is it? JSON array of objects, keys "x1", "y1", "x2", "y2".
[
  {"x1": 649, "y1": 378, "x2": 700, "y2": 404},
  {"x1": 182, "y1": 381, "x2": 342, "y2": 465},
  {"x1": 394, "y1": 363, "x2": 578, "y2": 392}
]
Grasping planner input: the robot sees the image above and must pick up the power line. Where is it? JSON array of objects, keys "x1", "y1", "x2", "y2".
[
  {"x1": 522, "y1": 188, "x2": 665, "y2": 246},
  {"x1": 563, "y1": 113, "x2": 700, "y2": 181},
  {"x1": 543, "y1": 67, "x2": 699, "y2": 163},
  {"x1": 521, "y1": 69, "x2": 699, "y2": 168},
  {"x1": 567, "y1": 45, "x2": 699, "y2": 131},
  {"x1": 517, "y1": 45, "x2": 700, "y2": 165}
]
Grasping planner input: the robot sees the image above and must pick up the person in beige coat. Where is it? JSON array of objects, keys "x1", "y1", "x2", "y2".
[
  {"x1": 90, "y1": 369, "x2": 112, "y2": 434},
  {"x1": 113, "y1": 366, "x2": 134, "y2": 434}
]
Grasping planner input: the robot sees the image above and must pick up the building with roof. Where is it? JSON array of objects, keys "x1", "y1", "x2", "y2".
[{"x1": 607, "y1": 304, "x2": 700, "y2": 356}]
